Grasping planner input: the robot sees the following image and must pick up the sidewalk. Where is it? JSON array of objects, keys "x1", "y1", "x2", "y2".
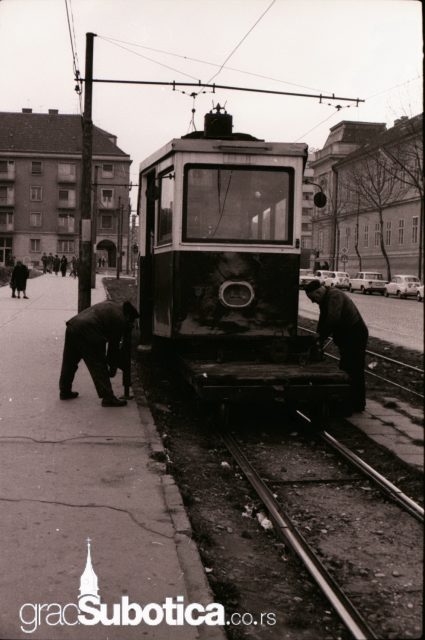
[
  {"x1": 0, "y1": 273, "x2": 225, "y2": 640},
  {"x1": 348, "y1": 398, "x2": 424, "y2": 470}
]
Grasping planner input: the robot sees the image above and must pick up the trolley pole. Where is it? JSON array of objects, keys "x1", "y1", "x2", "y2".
[{"x1": 78, "y1": 32, "x2": 96, "y2": 311}]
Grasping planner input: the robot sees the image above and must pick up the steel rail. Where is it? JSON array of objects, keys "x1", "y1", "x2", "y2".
[
  {"x1": 296, "y1": 410, "x2": 424, "y2": 523},
  {"x1": 220, "y1": 430, "x2": 378, "y2": 640},
  {"x1": 298, "y1": 326, "x2": 424, "y2": 399}
]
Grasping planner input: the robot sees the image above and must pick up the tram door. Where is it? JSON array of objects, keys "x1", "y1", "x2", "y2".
[{"x1": 139, "y1": 170, "x2": 156, "y2": 345}]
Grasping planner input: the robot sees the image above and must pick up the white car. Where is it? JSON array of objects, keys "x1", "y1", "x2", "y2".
[
  {"x1": 314, "y1": 270, "x2": 333, "y2": 284},
  {"x1": 323, "y1": 271, "x2": 350, "y2": 290},
  {"x1": 384, "y1": 275, "x2": 421, "y2": 298},
  {"x1": 299, "y1": 269, "x2": 317, "y2": 289},
  {"x1": 417, "y1": 284, "x2": 424, "y2": 302},
  {"x1": 349, "y1": 271, "x2": 387, "y2": 295}
]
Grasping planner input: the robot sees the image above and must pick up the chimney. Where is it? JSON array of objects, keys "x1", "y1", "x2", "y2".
[
  {"x1": 48, "y1": 109, "x2": 59, "y2": 115},
  {"x1": 22, "y1": 108, "x2": 32, "y2": 113},
  {"x1": 394, "y1": 116, "x2": 408, "y2": 126}
]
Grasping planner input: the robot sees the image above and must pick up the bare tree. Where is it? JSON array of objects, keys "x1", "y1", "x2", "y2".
[
  {"x1": 377, "y1": 116, "x2": 423, "y2": 278},
  {"x1": 342, "y1": 150, "x2": 406, "y2": 281}
]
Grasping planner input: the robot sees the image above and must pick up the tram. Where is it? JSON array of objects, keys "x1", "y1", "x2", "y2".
[{"x1": 136, "y1": 106, "x2": 349, "y2": 416}]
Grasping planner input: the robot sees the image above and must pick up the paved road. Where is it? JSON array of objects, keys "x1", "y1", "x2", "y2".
[{"x1": 298, "y1": 289, "x2": 423, "y2": 352}]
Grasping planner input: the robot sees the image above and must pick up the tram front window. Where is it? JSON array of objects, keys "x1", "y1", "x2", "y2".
[{"x1": 183, "y1": 165, "x2": 294, "y2": 243}]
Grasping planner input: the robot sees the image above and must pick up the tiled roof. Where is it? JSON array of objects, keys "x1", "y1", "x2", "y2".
[
  {"x1": 325, "y1": 121, "x2": 387, "y2": 146},
  {"x1": 0, "y1": 111, "x2": 130, "y2": 157},
  {"x1": 336, "y1": 113, "x2": 423, "y2": 166}
]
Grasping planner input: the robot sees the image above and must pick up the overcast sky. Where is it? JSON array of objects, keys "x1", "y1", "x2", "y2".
[{"x1": 1, "y1": 0, "x2": 422, "y2": 209}]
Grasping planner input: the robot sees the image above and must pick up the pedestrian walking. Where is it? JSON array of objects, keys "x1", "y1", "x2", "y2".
[
  {"x1": 10, "y1": 260, "x2": 30, "y2": 299},
  {"x1": 41, "y1": 252, "x2": 48, "y2": 274},
  {"x1": 60, "y1": 255, "x2": 68, "y2": 277},
  {"x1": 69, "y1": 256, "x2": 78, "y2": 278},
  {"x1": 47, "y1": 253, "x2": 54, "y2": 273},
  {"x1": 53, "y1": 254, "x2": 61, "y2": 276},
  {"x1": 59, "y1": 300, "x2": 139, "y2": 407},
  {"x1": 304, "y1": 279, "x2": 368, "y2": 415}
]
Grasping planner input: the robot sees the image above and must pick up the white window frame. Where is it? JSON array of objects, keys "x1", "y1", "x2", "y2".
[
  {"x1": 398, "y1": 219, "x2": 404, "y2": 245},
  {"x1": 30, "y1": 212, "x2": 42, "y2": 227},
  {"x1": 30, "y1": 238, "x2": 41, "y2": 252},
  {"x1": 412, "y1": 216, "x2": 418, "y2": 244},
  {"x1": 30, "y1": 186, "x2": 43, "y2": 202}
]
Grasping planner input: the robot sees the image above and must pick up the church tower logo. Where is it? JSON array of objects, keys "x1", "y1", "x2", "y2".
[{"x1": 79, "y1": 538, "x2": 100, "y2": 603}]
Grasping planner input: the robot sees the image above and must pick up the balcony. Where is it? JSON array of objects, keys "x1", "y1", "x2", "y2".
[
  {"x1": 0, "y1": 212, "x2": 14, "y2": 231},
  {"x1": 57, "y1": 166, "x2": 77, "y2": 183},
  {"x1": 57, "y1": 216, "x2": 75, "y2": 234},
  {"x1": 0, "y1": 162, "x2": 15, "y2": 181},
  {"x1": 0, "y1": 187, "x2": 14, "y2": 207}
]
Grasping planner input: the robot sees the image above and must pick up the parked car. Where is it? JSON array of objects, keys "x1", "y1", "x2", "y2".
[
  {"x1": 384, "y1": 275, "x2": 421, "y2": 299},
  {"x1": 323, "y1": 271, "x2": 350, "y2": 290},
  {"x1": 299, "y1": 269, "x2": 317, "y2": 289},
  {"x1": 417, "y1": 284, "x2": 424, "y2": 302},
  {"x1": 349, "y1": 272, "x2": 387, "y2": 295},
  {"x1": 314, "y1": 270, "x2": 333, "y2": 284}
]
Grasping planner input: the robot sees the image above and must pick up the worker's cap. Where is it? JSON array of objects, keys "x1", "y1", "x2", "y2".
[
  {"x1": 122, "y1": 301, "x2": 139, "y2": 320},
  {"x1": 304, "y1": 279, "x2": 322, "y2": 294}
]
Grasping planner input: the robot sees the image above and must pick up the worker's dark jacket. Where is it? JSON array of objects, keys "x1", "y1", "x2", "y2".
[
  {"x1": 66, "y1": 301, "x2": 127, "y2": 368},
  {"x1": 317, "y1": 287, "x2": 368, "y2": 410},
  {"x1": 317, "y1": 288, "x2": 367, "y2": 347}
]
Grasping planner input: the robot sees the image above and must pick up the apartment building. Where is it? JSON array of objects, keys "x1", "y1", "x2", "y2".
[
  {"x1": 309, "y1": 114, "x2": 423, "y2": 278},
  {"x1": 0, "y1": 109, "x2": 131, "y2": 269}
]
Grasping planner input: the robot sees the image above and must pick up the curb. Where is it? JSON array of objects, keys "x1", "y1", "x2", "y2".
[{"x1": 131, "y1": 370, "x2": 228, "y2": 640}]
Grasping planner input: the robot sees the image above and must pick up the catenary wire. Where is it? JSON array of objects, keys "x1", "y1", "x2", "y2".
[
  {"x1": 97, "y1": 35, "x2": 332, "y2": 94},
  {"x1": 64, "y1": 0, "x2": 82, "y2": 114},
  {"x1": 204, "y1": 0, "x2": 276, "y2": 85}
]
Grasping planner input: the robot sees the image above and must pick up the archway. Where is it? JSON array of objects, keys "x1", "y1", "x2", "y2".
[{"x1": 96, "y1": 239, "x2": 117, "y2": 268}]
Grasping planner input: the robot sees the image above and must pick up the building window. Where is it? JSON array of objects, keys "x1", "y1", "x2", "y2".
[
  {"x1": 385, "y1": 221, "x2": 391, "y2": 246},
  {"x1": 364, "y1": 224, "x2": 369, "y2": 247},
  {"x1": 58, "y1": 213, "x2": 75, "y2": 232},
  {"x1": 0, "y1": 212, "x2": 13, "y2": 230},
  {"x1": 30, "y1": 239, "x2": 41, "y2": 252},
  {"x1": 354, "y1": 225, "x2": 358, "y2": 245},
  {"x1": 101, "y1": 214, "x2": 113, "y2": 229},
  {"x1": 102, "y1": 163, "x2": 114, "y2": 178},
  {"x1": 374, "y1": 222, "x2": 380, "y2": 247},
  {"x1": 31, "y1": 161, "x2": 42, "y2": 175},
  {"x1": 30, "y1": 186, "x2": 42, "y2": 201},
  {"x1": 0, "y1": 160, "x2": 8, "y2": 173},
  {"x1": 398, "y1": 219, "x2": 404, "y2": 245},
  {"x1": 318, "y1": 230, "x2": 324, "y2": 252},
  {"x1": 57, "y1": 239, "x2": 75, "y2": 253},
  {"x1": 0, "y1": 186, "x2": 7, "y2": 202},
  {"x1": 343, "y1": 227, "x2": 350, "y2": 249},
  {"x1": 412, "y1": 216, "x2": 418, "y2": 244},
  {"x1": 58, "y1": 162, "x2": 76, "y2": 180},
  {"x1": 58, "y1": 189, "x2": 76, "y2": 207},
  {"x1": 101, "y1": 188, "x2": 114, "y2": 207},
  {"x1": 30, "y1": 212, "x2": 42, "y2": 227}
]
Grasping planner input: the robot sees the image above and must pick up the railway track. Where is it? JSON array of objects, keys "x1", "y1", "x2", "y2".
[
  {"x1": 218, "y1": 412, "x2": 423, "y2": 640},
  {"x1": 298, "y1": 324, "x2": 424, "y2": 400}
]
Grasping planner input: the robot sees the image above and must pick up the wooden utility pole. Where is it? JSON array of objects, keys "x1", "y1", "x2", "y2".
[
  {"x1": 116, "y1": 197, "x2": 122, "y2": 279},
  {"x1": 78, "y1": 32, "x2": 96, "y2": 311},
  {"x1": 91, "y1": 164, "x2": 99, "y2": 288}
]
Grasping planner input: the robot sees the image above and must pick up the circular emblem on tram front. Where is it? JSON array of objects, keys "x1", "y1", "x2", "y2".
[{"x1": 218, "y1": 281, "x2": 255, "y2": 309}]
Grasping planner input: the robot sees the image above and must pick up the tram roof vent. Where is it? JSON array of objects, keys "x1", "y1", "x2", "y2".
[{"x1": 203, "y1": 104, "x2": 233, "y2": 139}]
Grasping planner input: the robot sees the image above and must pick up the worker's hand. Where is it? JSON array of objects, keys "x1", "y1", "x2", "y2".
[{"x1": 108, "y1": 366, "x2": 117, "y2": 378}]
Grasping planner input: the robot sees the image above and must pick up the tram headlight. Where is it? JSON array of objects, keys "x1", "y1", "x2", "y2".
[{"x1": 218, "y1": 281, "x2": 255, "y2": 309}]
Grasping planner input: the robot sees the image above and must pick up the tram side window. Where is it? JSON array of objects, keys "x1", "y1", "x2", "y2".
[
  {"x1": 157, "y1": 169, "x2": 174, "y2": 245},
  {"x1": 184, "y1": 165, "x2": 293, "y2": 243}
]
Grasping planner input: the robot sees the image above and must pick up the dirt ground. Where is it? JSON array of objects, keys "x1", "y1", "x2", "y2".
[{"x1": 104, "y1": 278, "x2": 423, "y2": 640}]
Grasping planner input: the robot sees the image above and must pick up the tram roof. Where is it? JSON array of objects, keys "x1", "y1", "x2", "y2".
[{"x1": 138, "y1": 138, "x2": 308, "y2": 174}]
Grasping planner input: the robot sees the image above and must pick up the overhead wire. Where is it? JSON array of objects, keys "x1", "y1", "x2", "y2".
[
  {"x1": 99, "y1": 36, "x2": 200, "y2": 81},
  {"x1": 64, "y1": 0, "x2": 82, "y2": 113},
  {"x1": 96, "y1": 36, "x2": 332, "y2": 94},
  {"x1": 205, "y1": 0, "x2": 276, "y2": 85}
]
